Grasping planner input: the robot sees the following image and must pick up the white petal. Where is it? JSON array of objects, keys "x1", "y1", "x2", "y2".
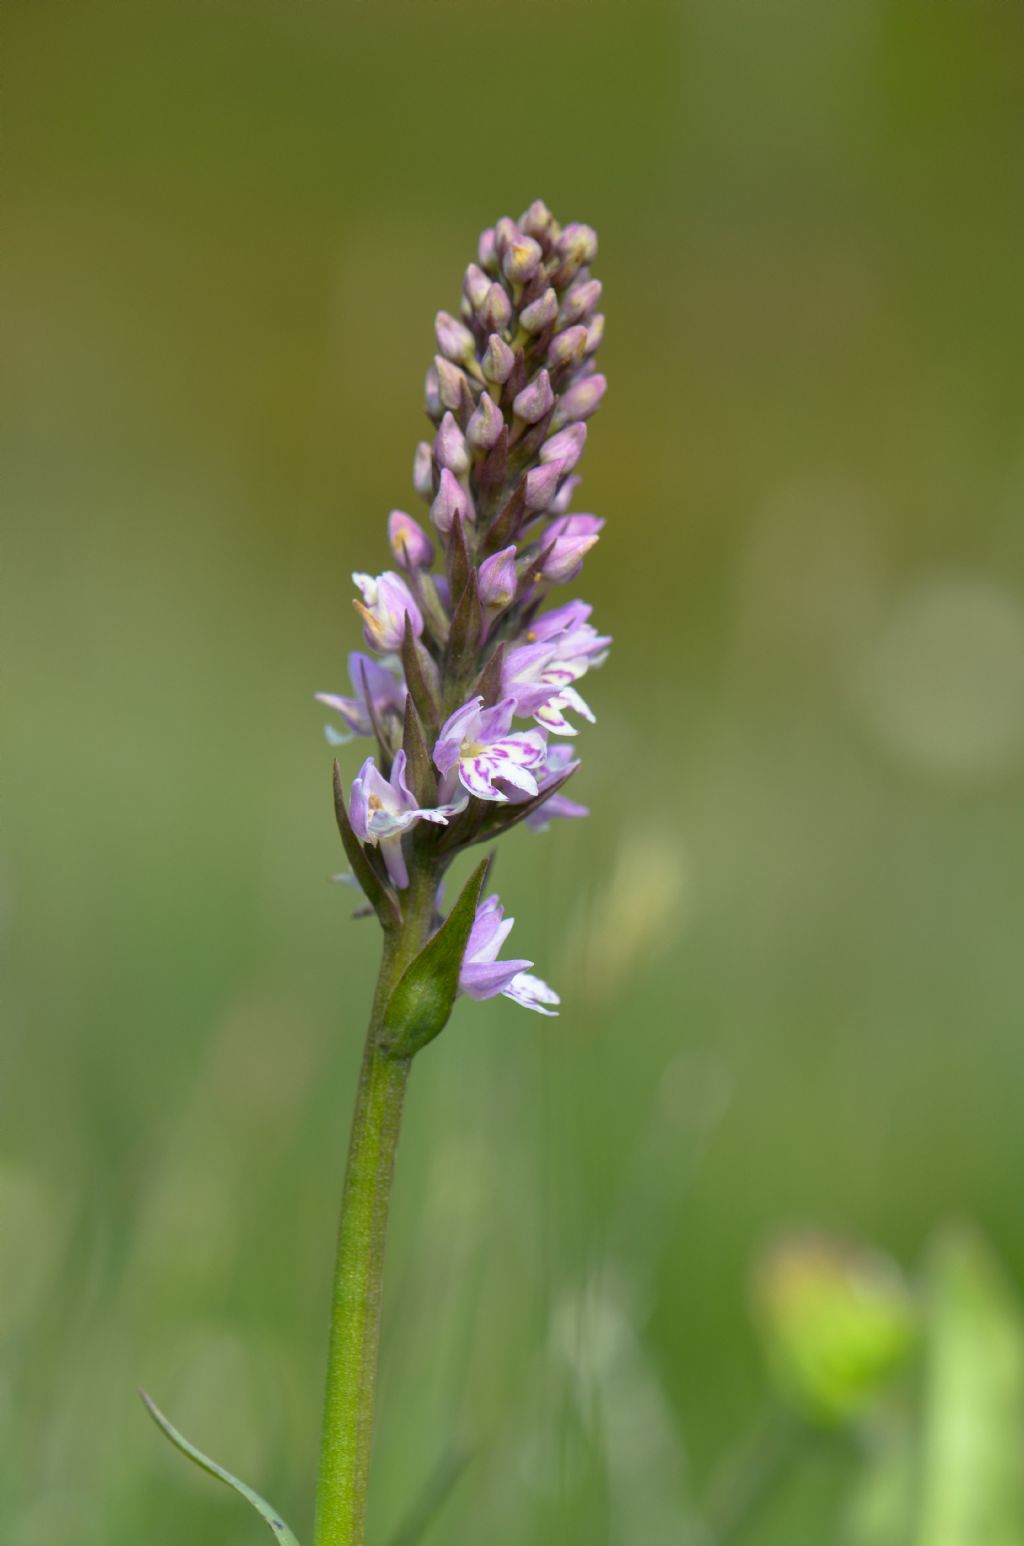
[
  {"x1": 494, "y1": 762, "x2": 539, "y2": 796},
  {"x1": 503, "y1": 971, "x2": 560, "y2": 1015}
]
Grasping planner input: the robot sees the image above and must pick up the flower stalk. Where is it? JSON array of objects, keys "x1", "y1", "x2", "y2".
[{"x1": 313, "y1": 865, "x2": 436, "y2": 1546}]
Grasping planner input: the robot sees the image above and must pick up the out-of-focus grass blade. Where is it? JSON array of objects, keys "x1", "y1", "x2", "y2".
[
  {"x1": 915, "y1": 1228, "x2": 1024, "y2": 1546},
  {"x1": 140, "y1": 1389, "x2": 301, "y2": 1545},
  {"x1": 844, "y1": 1420, "x2": 915, "y2": 1546},
  {"x1": 385, "y1": 1444, "x2": 471, "y2": 1546}
]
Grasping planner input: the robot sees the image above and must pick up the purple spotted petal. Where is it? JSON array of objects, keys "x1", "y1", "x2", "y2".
[{"x1": 502, "y1": 972, "x2": 560, "y2": 1015}]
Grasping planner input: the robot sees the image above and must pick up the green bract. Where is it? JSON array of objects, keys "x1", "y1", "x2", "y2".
[{"x1": 380, "y1": 858, "x2": 489, "y2": 1059}]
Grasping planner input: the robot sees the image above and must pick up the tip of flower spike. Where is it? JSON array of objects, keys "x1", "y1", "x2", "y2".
[
  {"x1": 520, "y1": 199, "x2": 555, "y2": 242},
  {"x1": 502, "y1": 234, "x2": 543, "y2": 285},
  {"x1": 478, "y1": 227, "x2": 498, "y2": 273}
]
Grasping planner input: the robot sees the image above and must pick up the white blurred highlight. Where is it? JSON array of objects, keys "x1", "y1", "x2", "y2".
[
  {"x1": 856, "y1": 575, "x2": 1024, "y2": 781},
  {"x1": 565, "y1": 838, "x2": 691, "y2": 1005}
]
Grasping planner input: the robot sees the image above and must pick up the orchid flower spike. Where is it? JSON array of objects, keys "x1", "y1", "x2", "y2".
[{"x1": 322, "y1": 200, "x2": 611, "y2": 1021}]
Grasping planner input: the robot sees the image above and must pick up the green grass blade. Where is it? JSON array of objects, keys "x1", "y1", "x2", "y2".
[
  {"x1": 914, "y1": 1229, "x2": 1024, "y2": 1546},
  {"x1": 140, "y1": 1389, "x2": 301, "y2": 1545}
]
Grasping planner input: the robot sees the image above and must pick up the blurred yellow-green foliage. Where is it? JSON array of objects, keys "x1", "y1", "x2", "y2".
[{"x1": 4, "y1": 2, "x2": 1024, "y2": 1542}]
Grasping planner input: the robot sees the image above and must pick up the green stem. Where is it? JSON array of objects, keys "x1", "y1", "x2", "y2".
[{"x1": 313, "y1": 866, "x2": 438, "y2": 1546}]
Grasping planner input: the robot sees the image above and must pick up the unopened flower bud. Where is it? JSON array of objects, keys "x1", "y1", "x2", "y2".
[
  {"x1": 388, "y1": 509, "x2": 435, "y2": 569},
  {"x1": 434, "y1": 411, "x2": 470, "y2": 476},
  {"x1": 435, "y1": 310, "x2": 476, "y2": 364},
  {"x1": 478, "y1": 227, "x2": 498, "y2": 273},
  {"x1": 519, "y1": 287, "x2": 558, "y2": 334},
  {"x1": 482, "y1": 334, "x2": 515, "y2": 385},
  {"x1": 540, "y1": 528, "x2": 600, "y2": 583},
  {"x1": 548, "y1": 473, "x2": 580, "y2": 517},
  {"x1": 467, "y1": 391, "x2": 504, "y2": 451},
  {"x1": 524, "y1": 458, "x2": 566, "y2": 512},
  {"x1": 482, "y1": 282, "x2": 512, "y2": 333},
  {"x1": 413, "y1": 441, "x2": 434, "y2": 500},
  {"x1": 463, "y1": 262, "x2": 492, "y2": 312},
  {"x1": 547, "y1": 513, "x2": 604, "y2": 541},
  {"x1": 557, "y1": 222, "x2": 599, "y2": 269},
  {"x1": 585, "y1": 313, "x2": 605, "y2": 355},
  {"x1": 541, "y1": 423, "x2": 587, "y2": 474},
  {"x1": 494, "y1": 217, "x2": 520, "y2": 257},
  {"x1": 552, "y1": 373, "x2": 606, "y2": 427},
  {"x1": 502, "y1": 234, "x2": 543, "y2": 285},
  {"x1": 520, "y1": 199, "x2": 555, "y2": 242},
  {"x1": 424, "y1": 364, "x2": 442, "y2": 418},
  {"x1": 548, "y1": 325, "x2": 588, "y2": 370},
  {"x1": 513, "y1": 369, "x2": 554, "y2": 425},
  {"x1": 478, "y1": 545, "x2": 517, "y2": 609},
  {"x1": 559, "y1": 278, "x2": 603, "y2": 328},
  {"x1": 430, "y1": 467, "x2": 474, "y2": 534},
  {"x1": 434, "y1": 355, "x2": 468, "y2": 412}
]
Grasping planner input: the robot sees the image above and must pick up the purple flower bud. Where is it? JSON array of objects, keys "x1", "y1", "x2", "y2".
[
  {"x1": 482, "y1": 282, "x2": 512, "y2": 333},
  {"x1": 585, "y1": 314, "x2": 605, "y2": 355},
  {"x1": 540, "y1": 528, "x2": 600, "y2": 583},
  {"x1": 463, "y1": 262, "x2": 492, "y2": 312},
  {"x1": 482, "y1": 334, "x2": 515, "y2": 385},
  {"x1": 435, "y1": 310, "x2": 476, "y2": 364},
  {"x1": 547, "y1": 513, "x2": 604, "y2": 541},
  {"x1": 478, "y1": 545, "x2": 517, "y2": 609},
  {"x1": 519, "y1": 287, "x2": 559, "y2": 334},
  {"x1": 430, "y1": 467, "x2": 474, "y2": 534},
  {"x1": 547, "y1": 325, "x2": 588, "y2": 370},
  {"x1": 494, "y1": 217, "x2": 520, "y2": 258},
  {"x1": 413, "y1": 441, "x2": 435, "y2": 500},
  {"x1": 478, "y1": 227, "x2": 498, "y2": 273},
  {"x1": 524, "y1": 458, "x2": 566, "y2": 513},
  {"x1": 559, "y1": 278, "x2": 603, "y2": 328},
  {"x1": 466, "y1": 390, "x2": 504, "y2": 451},
  {"x1": 434, "y1": 411, "x2": 470, "y2": 475},
  {"x1": 548, "y1": 474, "x2": 580, "y2": 517},
  {"x1": 424, "y1": 363, "x2": 442, "y2": 418},
  {"x1": 520, "y1": 199, "x2": 555, "y2": 241},
  {"x1": 513, "y1": 369, "x2": 554, "y2": 425},
  {"x1": 540, "y1": 422, "x2": 587, "y2": 474},
  {"x1": 552, "y1": 373, "x2": 607, "y2": 427},
  {"x1": 557, "y1": 222, "x2": 599, "y2": 268},
  {"x1": 388, "y1": 509, "x2": 435, "y2": 569},
  {"x1": 434, "y1": 355, "x2": 468, "y2": 412},
  {"x1": 502, "y1": 234, "x2": 543, "y2": 284}
]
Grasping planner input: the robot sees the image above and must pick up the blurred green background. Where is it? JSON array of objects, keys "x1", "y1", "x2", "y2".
[{"x1": 4, "y1": 1, "x2": 1024, "y2": 1541}]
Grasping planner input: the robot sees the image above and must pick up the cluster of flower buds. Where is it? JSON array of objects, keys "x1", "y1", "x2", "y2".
[{"x1": 318, "y1": 201, "x2": 610, "y2": 1017}]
